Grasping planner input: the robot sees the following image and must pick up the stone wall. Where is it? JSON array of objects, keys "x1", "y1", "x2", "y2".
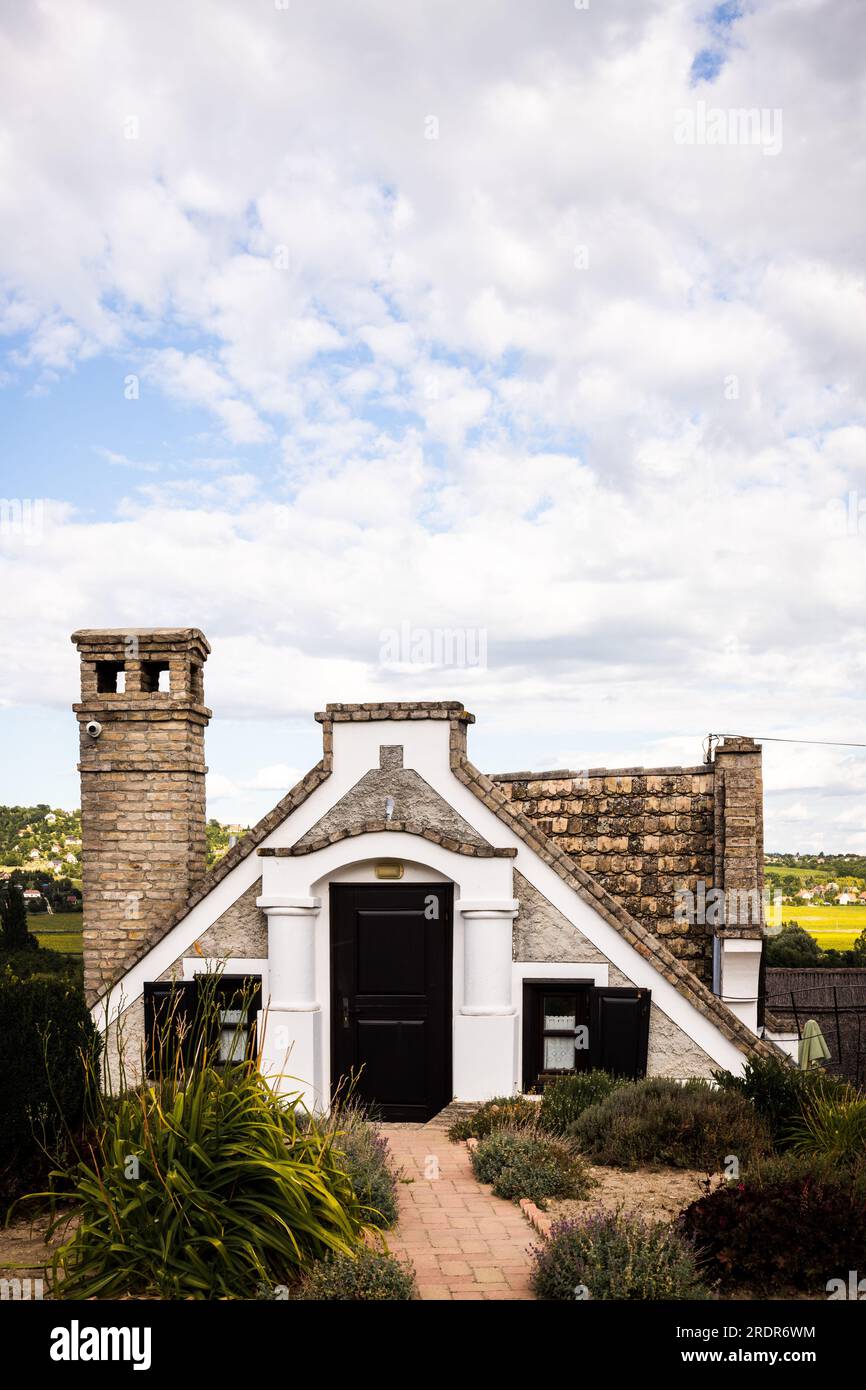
[
  {"x1": 497, "y1": 765, "x2": 715, "y2": 983},
  {"x1": 496, "y1": 743, "x2": 762, "y2": 988},
  {"x1": 296, "y1": 743, "x2": 488, "y2": 848}
]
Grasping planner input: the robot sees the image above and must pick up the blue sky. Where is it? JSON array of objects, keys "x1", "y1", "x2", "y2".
[{"x1": 2, "y1": 0, "x2": 866, "y2": 847}]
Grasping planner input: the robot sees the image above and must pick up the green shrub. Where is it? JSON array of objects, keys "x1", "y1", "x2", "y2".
[
  {"x1": 679, "y1": 1157, "x2": 866, "y2": 1291},
  {"x1": 471, "y1": 1130, "x2": 593, "y2": 1208},
  {"x1": 0, "y1": 882, "x2": 38, "y2": 951},
  {"x1": 0, "y1": 946, "x2": 81, "y2": 982},
  {"x1": 531, "y1": 1209, "x2": 710, "y2": 1300},
  {"x1": 764, "y1": 922, "x2": 823, "y2": 967},
  {"x1": 789, "y1": 1087, "x2": 866, "y2": 1164},
  {"x1": 0, "y1": 967, "x2": 100, "y2": 1204},
  {"x1": 448, "y1": 1095, "x2": 539, "y2": 1141},
  {"x1": 713, "y1": 1055, "x2": 853, "y2": 1150},
  {"x1": 327, "y1": 1105, "x2": 399, "y2": 1229},
  {"x1": 569, "y1": 1077, "x2": 770, "y2": 1170},
  {"x1": 539, "y1": 1071, "x2": 626, "y2": 1135},
  {"x1": 43, "y1": 1049, "x2": 370, "y2": 1299},
  {"x1": 295, "y1": 1248, "x2": 416, "y2": 1301}
]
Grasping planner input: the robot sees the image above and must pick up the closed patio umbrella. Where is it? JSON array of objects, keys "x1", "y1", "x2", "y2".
[{"x1": 798, "y1": 1018, "x2": 831, "y2": 1071}]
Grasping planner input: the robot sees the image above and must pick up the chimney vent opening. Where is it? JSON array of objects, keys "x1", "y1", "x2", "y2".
[
  {"x1": 141, "y1": 660, "x2": 170, "y2": 693},
  {"x1": 95, "y1": 661, "x2": 125, "y2": 693}
]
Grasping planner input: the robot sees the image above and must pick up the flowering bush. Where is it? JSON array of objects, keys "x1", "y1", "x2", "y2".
[
  {"x1": 531, "y1": 1209, "x2": 710, "y2": 1301},
  {"x1": 471, "y1": 1129, "x2": 593, "y2": 1207}
]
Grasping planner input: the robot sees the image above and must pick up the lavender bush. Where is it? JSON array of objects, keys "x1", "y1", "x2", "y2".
[{"x1": 531, "y1": 1208, "x2": 711, "y2": 1301}]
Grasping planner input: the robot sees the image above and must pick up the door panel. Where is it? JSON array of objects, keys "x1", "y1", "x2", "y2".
[
  {"x1": 331, "y1": 883, "x2": 453, "y2": 1121},
  {"x1": 355, "y1": 1019, "x2": 426, "y2": 1104},
  {"x1": 357, "y1": 911, "x2": 427, "y2": 995}
]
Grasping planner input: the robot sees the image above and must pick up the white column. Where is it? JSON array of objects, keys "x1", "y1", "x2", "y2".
[
  {"x1": 257, "y1": 895, "x2": 322, "y2": 1108},
  {"x1": 454, "y1": 899, "x2": 519, "y2": 1101}
]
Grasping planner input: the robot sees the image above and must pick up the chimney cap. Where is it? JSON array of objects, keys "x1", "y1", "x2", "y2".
[{"x1": 71, "y1": 627, "x2": 211, "y2": 654}]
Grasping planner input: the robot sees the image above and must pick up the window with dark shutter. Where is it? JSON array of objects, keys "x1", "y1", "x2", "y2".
[
  {"x1": 522, "y1": 980, "x2": 593, "y2": 1090},
  {"x1": 143, "y1": 975, "x2": 262, "y2": 1080},
  {"x1": 522, "y1": 980, "x2": 651, "y2": 1090},
  {"x1": 143, "y1": 980, "x2": 197, "y2": 1079}
]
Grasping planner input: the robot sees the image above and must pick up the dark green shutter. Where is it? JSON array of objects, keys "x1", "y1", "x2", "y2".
[{"x1": 589, "y1": 986, "x2": 651, "y2": 1079}]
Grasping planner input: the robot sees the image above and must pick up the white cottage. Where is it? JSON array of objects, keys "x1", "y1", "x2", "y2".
[{"x1": 72, "y1": 628, "x2": 776, "y2": 1119}]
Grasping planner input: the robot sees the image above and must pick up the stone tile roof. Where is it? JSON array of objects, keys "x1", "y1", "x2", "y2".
[
  {"x1": 491, "y1": 765, "x2": 710, "y2": 779},
  {"x1": 452, "y1": 750, "x2": 774, "y2": 1061}
]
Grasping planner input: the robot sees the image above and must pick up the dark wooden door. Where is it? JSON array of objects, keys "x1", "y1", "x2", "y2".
[{"x1": 330, "y1": 883, "x2": 453, "y2": 1121}]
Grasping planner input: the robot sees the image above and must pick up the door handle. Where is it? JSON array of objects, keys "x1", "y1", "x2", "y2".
[{"x1": 342, "y1": 996, "x2": 351, "y2": 1029}]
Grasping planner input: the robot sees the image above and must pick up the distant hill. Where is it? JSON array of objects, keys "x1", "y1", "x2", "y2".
[
  {"x1": 766, "y1": 853, "x2": 866, "y2": 879},
  {"x1": 205, "y1": 819, "x2": 251, "y2": 867},
  {"x1": 0, "y1": 806, "x2": 249, "y2": 873},
  {"x1": 0, "y1": 804, "x2": 82, "y2": 874}
]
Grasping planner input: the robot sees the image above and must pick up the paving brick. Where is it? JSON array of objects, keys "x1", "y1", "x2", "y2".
[{"x1": 384, "y1": 1124, "x2": 535, "y2": 1302}]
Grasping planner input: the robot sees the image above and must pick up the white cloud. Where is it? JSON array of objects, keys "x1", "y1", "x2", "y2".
[{"x1": 0, "y1": 0, "x2": 865, "y2": 846}]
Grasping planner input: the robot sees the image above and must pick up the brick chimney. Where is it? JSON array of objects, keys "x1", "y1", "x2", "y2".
[
  {"x1": 71, "y1": 628, "x2": 211, "y2": 1002},
  {"x1": 712, "y1": 736, "x2": 764, "y2": 1031}
]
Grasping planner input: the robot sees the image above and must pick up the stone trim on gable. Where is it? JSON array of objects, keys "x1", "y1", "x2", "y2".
[
  {"x1": 491, "y1": 764, "x2": 710, "y2": 780},
  {"x1": 316, "y1": 701, "x2": 474, "y2": 723},
  {"x1": 257, "y1": 823, "x2": 518, "y2": 858}
]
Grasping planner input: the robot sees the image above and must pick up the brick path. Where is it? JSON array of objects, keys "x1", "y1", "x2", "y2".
[{"x1": 383, "y1": 1120, "x2": 536, "y2": 1301}]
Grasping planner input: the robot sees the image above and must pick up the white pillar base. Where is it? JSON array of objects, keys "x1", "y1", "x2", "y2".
[
  {"x1": 453, "y1": 1011, "x2": 519, "y2": 1101},
  {"x1": 260, "y1": 1006, "x2": 322, "y2": 1112}
]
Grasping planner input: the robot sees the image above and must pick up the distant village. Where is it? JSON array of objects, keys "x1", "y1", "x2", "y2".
[
  {"x1": 763, "y1": 852, "x2": 866, "y2": 907},
  {"x1": 788, "y1": 882, "x2": 866, "y2": 906}
]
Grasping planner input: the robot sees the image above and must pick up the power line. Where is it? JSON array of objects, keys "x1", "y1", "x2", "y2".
[{"x1": 709, "y1": 734, "x2": 866, "y2": 750}]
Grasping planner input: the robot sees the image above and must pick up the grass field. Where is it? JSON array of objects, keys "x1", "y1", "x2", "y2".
[
  {"x1": 775, "y1": 903, "x2": 866, "y2": 950},
  {"x1": 31, "y1": 911, "x2": 83, "y2": 955}
]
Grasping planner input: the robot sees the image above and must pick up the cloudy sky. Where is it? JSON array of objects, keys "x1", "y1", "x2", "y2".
[{"x1": 1, "y1": 0, "x2": 865, "y2": 846}]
